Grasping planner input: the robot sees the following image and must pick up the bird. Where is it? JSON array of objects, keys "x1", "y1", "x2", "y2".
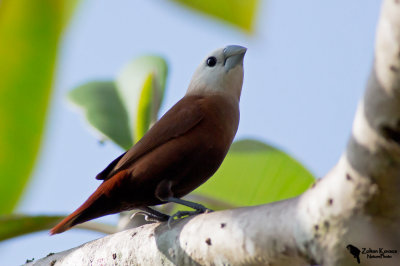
[
  {"x1": 50, "y1": 45, "x2": 246, "y2": 235},
  {"x1": 346, "y1": 244, "x2": 361, "y2": 264}
]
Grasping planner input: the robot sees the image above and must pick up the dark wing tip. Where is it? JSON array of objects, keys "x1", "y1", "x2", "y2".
[{"x1": 96, "y1": 151, "x2": 127, "y2": 181}]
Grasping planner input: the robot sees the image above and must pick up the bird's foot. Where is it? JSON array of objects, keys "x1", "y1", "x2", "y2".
[
  {"x1": 131, "y1": 207, "x2": 170, "y2": 223},
  {"x1": 167, "y1": 208, "x2": 213, "y2": 228},
  {"x1": 165, "y1": 197, "x2": 214, "y2": 212}
]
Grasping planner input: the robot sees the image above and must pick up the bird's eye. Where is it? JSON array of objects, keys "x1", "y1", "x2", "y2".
[{"x1": 206, "y1": 57, "x2": 217, "y2": 67}]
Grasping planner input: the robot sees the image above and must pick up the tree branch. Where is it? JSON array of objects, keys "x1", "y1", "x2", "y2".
[{"x1": 28, "y1": 0, "x2": 400, "y2": 265}]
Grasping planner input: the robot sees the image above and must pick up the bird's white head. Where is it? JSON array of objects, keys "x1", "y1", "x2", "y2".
[{"x1": 186, "y1": 45, "x2": 246, "y2": 101}]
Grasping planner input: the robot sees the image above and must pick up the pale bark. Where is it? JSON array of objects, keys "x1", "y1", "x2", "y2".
[{"x1": 28, "y1": 0, "x2": 400, "y2": 265}]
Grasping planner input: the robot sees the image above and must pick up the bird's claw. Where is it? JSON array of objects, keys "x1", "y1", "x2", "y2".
[
  {"x1": 167, "y1": 208, "x2": 213, "y2": 228},
  {"x1": 130, "y1": 211, "x2": 152, "y2": 222},
  {"x1": 131, "y1": 211, "x2": 169, "y2": 223},
  {"x1": 204, "y1": 208, "x2": 213, "y2": 214}
]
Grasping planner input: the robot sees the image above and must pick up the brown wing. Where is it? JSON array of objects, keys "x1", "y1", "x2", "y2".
[{"x1": 96, "y1": 95, "x2": 205, "y2": 181}]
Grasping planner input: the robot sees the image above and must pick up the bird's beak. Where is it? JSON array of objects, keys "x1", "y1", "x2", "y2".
[{"x1": 224, "y1": 45, "x2": 247, "y2": 72}]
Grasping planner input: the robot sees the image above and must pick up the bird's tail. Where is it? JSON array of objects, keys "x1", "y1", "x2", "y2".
[
  {"x1": 50, "y1": 170, "x2": 127, "y2": 235},
  {"x1": 50, "y1": 190, "x2": 104, "y2": 235},
  {"x1": 50, "y1": 209, "x2": 82, "y2": 235}
]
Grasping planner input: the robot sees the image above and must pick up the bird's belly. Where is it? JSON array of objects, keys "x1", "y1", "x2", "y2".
[
  {"x1": 171, "y1": 146, "x2": 225, "y2": 198},
  {"x1": 167, "y1": 130, "x2": 230, "y2": 198},
  {"x1": 128, "y1": 129, "x2": 230, "y2": 205}
]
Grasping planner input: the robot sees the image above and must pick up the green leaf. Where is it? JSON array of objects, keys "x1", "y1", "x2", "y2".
[
  {"x1": 135, "y1": 74, "x2": 155, "y2": 143},
  {"x1": 68, "y1": 81, "x2": 133, "y2": 150},
  {"x1": 193, "y1": 139, "x2": 315, "y2": 207},
  {"x1": 0, "y1": 0, "x2": 79, "y2": 214},
  {"x1": 0, "y1": 215, "x2": 64, "y2": 241},
  {"x1": 67, "y1": 56, "x2": 168, "y2": 150},
  {"x1": 170, "y1": 0, "x2": 259, "y2": 33},
  {"x1": 116, "y1": 56, "x2": 168, "y2": 143}
]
